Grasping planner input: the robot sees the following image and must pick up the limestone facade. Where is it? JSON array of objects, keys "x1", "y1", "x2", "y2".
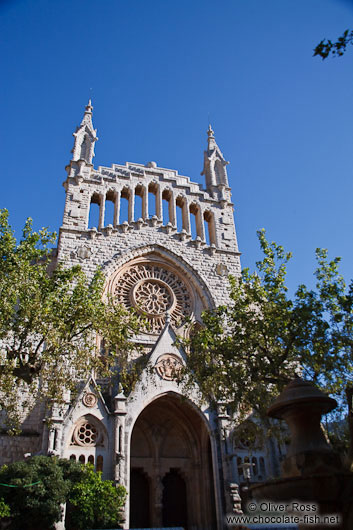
[{"x1": 0, "y1": 102, "x2": 282, "y2": 530}]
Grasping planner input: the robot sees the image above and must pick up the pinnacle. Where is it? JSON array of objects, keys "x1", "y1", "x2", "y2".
[
  {"x1": 85, "y1": 99, "x2": 93, "y2": 114},
  {"x1": 207, "y1": 123, "x2": 215, "y2": 138}
]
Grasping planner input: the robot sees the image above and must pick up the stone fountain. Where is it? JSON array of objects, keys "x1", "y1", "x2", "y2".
[{"x1": 249, "y1": 377, "x2": 353, "y2": 529}]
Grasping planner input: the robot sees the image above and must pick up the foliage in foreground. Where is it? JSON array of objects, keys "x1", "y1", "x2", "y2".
[
  {"x1": 0, "y1": 209, "x2": 140, "y2": 427},
  {"x1": 0, "y1": 456, "x2": 126, "y2": 530},
  {"x1": 66, "y1": 464, "x2": 126, "y2": 530},
  {"x1": 314, "y1": 29, "x2": 353, "y2": 59},
  {"x1": 0, "y1": 456, "x2": 68, "y2": 529},
  {"x1": 182, "y1": 230, "x2": 353, "y2": 426},
  {"x1": 0, "y1": 497, "x2": 10, "y2": 518}
]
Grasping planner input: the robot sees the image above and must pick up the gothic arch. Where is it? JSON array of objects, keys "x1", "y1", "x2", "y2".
[
  {"x1": 63, "y1": 414, "x2": 109, "y2": 476},
  {"x1": 128, "y1": 392, "x2": 218, "y2": 529},
  {"x1": 103, "y1": 244, "x2": 215, "y2": 311}
]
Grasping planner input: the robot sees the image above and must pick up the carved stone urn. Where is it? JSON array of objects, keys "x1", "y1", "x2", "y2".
[
  {"x1": 267, "y1": 376, "x2": 341, "y2": 477},
  {"x1": 249, "y1": 377, "x2": 353, "y2": 529}
]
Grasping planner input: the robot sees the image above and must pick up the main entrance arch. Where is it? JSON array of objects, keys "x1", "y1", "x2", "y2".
[{"x1": 129, "y1": 393, "x2": 217, "y2": 529}]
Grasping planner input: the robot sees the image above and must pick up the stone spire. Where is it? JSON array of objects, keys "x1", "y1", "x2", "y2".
[
  {"x1": 71, "y1": 100, "x2": 98, "y2": 165},
  {"x1": 201, "y1": 124, "x2": 229, "y2": 190}
]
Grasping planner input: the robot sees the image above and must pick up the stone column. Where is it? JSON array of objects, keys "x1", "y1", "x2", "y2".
[
  {"x1": 151, "y1": 469, "x2": 163, "y2": 527},
  {"x1": 113, "y1": 388, "x2": 127, "y2": 486},
  {"x1": 128, "y1": 188, "x2": 135, "y2": 223},
  {"x1": 143, "y1": 186, "x2": 149, "y2": 220},
  {"x1": 217, "y1": 404, "x2": 234, "y2": 516},
  {"x1": 170, "y1": 193, "x2": 176, "y2": 226},
  {"x1": 156, "y1": 185, "x2": 162, "y2": 221},
  {"x1": 197, "y1": 208, "x2": 205, "y2": 241},
  {"x1": 183, "y1": 200, "x2": 191, "y2": 234},
  {"x1": 98, "y1": 194, "x2": 105, "y2": 230},
  {"x1": 114, "y1": 190, "x2": 120, "y2": 227}
]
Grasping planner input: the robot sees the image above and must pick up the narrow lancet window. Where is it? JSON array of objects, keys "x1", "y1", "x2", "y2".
[
  {"x1": 204, "y1": 210, "x2": 216, "y2": 245},
  {"x1": 88, "y1": 193, "x2": 100, "y2": 229}
]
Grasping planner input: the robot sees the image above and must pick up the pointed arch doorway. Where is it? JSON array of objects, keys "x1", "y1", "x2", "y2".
[{"x1": 129, "y1": 393, "x2": 217, "y2": 529}]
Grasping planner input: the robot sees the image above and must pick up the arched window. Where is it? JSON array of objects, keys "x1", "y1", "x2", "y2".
[
  {"x1": 88, "y1": 193, "x2": 101, "y2": 229},
  {"x1": 79, "y1": 455, "x2": 85, "y2": 464},
  {"x1": 88, "y1": 455, "x2": 94, "y2": 465},
  {"x1": 105, "y1": 190, "x2": 115, "y2": 226},
  {"x1": 252, "y1": 457, "x2": 258, "y2": 477},
  {"x1": 162, "y1": 189, "x2": 172, "y2": 225},
  {"x1": 203, "y1": 210, "x2": 216, "y2": 245},
  {"x1": 118, "y1": 426, "x2": 122, "y2": 454},
  {"x1": 189, "y1": 202, "x2": 203, "y2": 240},
  {"x1": 70, "y1": 454, "x2": 76, "y2": 461},
  {"x1": 259, "y1": 457, "x2": 266, "y2": 478},
  {"x1": 148, "y1": 183, "x2": 157, "y2": 218},
  {"x1": 135, "y1": 184, "x2": 145, "y2": 220},
  {"x1": 176, "y1": 196, "x2": 188, "y2": 233},
  {"x1": 120, "y1": 187, "x2": 130, "y2": 224}
]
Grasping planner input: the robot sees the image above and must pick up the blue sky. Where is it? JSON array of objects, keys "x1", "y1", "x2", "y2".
[{"x1": 1, "y1": 0, "x2": 353, "y2": 293}]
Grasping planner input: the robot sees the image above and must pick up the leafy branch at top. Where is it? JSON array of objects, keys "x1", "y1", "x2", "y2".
[{"x1": 314, "y1": 29, "x2": 353, "y2": 59}]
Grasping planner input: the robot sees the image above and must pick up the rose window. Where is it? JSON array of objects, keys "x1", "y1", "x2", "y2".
[
  {"x1": 72, "y1": 420, "x2": 103, "y2": 447},
  {"x1": 133, "y1": 280, "x2": 173, "y2": 315},
  {"x1": 112, "y1": 263, "x2": 193, "y2": 333}
]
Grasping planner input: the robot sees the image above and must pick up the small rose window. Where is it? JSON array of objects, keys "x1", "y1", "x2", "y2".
[{"x1": 72, "y1": 418, "x2": 103, "y2": 447}]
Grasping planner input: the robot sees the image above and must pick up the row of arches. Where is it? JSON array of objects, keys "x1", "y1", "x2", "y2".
[
  {"x1": 69, "y1": 453, "x2": 104, "y2": 472},
  {"x1": 236, "y1": 455, "x2": 266, "y2": 482},
  {"x1": 88, "y1": 185, "x2": 217, "y2": 245}
]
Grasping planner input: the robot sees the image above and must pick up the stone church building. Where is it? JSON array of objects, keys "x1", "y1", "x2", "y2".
[{"x1": 0, "y1": 102, "x2": 281, "y2": 529}]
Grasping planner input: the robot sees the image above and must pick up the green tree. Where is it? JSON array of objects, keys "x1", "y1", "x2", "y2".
[
  {"x1": 0, "y1": 497, "x2": 10, "y2": 519},
  {"x1": 0, "y1": 456, "x2": 126, "y2": 530},
  {"x1": 182, "y1": 230, "x2": 353, "y2": 428},
  {"x1": 0, "y1": 456, "x2": 68, "y2": 530},
  {"x1": 0, "y1": 209, "x2": 140, "y2": 427},
  {"x1": 314, "y1": 29, "x2": 353, "y2": 59},
  {"x1": 66, "y1": 464, "x2": 126, "y2": 530}
]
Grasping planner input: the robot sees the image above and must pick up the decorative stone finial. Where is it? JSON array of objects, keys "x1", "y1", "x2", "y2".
[
  {"x1": 207, "y1": 123, "x2": 214, "y2": 137},
  {"x1": 85, "y1": 99, "x2": 93, "y2": 114},
  {"x1": 207, "y1": 124, "x2": 216, "y2": 150}
]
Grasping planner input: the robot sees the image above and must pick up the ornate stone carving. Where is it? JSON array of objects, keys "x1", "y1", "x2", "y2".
[
  {"x1": 133, "y1": 280, "x2": 174, "y2": 315},
  {"x1": 216, "y1": 263, "x2": 229, "y2": 276},
  {"x1": 77, "y1": 246, "x2": 92, "y2": 259},
  {"x1": 82, "y1": 392, "x2": 98, "y2": 408},
  {"x1": 155, "y1": 353, "x2": 183, "y2": 381},
  {"x1": 113, "y1": 263, "x2": 192, "y2": 333}
]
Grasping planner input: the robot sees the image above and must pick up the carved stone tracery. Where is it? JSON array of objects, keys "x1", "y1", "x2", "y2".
[
  {"x1": 112, "y1": 263, "x2": 192, "y2": 333},
  {"x1": 71, "y1": 418, "x2": 103, "y2": 447}
]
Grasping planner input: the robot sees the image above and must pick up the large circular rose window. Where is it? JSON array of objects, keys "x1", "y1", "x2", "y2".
[{"x1": 112, "y1": 263, "x2": 193, "y2": 333}]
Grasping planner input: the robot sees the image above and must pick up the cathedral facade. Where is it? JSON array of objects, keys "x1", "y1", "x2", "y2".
[{"x1": 0, "y1": 103, "x2": 280, "y2": 529}]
